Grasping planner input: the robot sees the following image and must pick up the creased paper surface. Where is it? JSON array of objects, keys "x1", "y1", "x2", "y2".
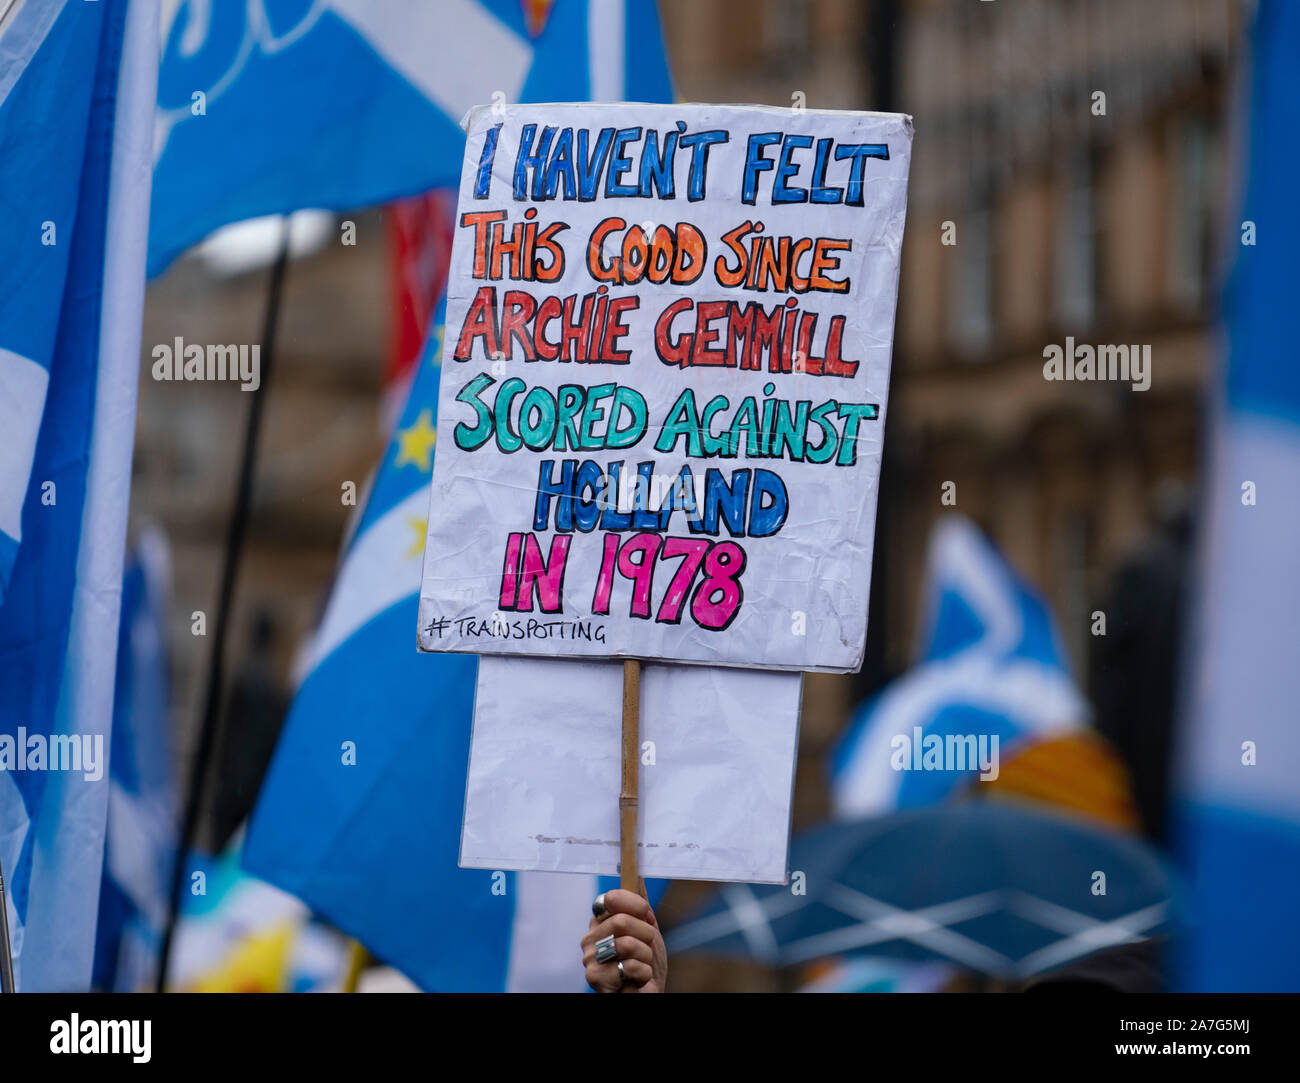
[
  {"x1": 418, "y1": 103, "x2": 912, "y2": 672},
  {"x1": 462, "y1": 656, "x2": 802, "y2": 883}
]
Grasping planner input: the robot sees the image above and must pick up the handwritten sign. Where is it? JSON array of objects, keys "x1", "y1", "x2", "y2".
[{"x1": 418, "y1": 104, "x2": 912, "y2": 672}]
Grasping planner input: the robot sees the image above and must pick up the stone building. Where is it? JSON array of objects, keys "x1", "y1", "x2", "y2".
[
  {"x1": 661, "y1": 0, "x2": 1239, "y2": 744},
  {"x1": 888, "y1": 0, "x2": 1236, "y2": 678}
]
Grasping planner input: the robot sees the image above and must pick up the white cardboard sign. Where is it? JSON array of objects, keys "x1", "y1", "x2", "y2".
[
  {"x1": 462, "y1": 656, "x2": 802, "y2": 883},
  {"x1": 418, "y1": 103, "x2": 912, "y2": 673}
]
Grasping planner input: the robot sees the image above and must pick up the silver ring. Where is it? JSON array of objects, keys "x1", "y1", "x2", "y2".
[
  {"x1": 617, "y1": 960, "x2": 626, "y2": 985},
  {"x1": 594, "y1": 934, "x2": 617, "y2": 963},
  {"x1": 592, "y1": 893, "x2": 608, "y2": 919}
]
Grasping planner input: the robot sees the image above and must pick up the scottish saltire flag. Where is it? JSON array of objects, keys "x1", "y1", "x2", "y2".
[
  {"x1": 148, "y1": 0, "x2": 674, "y2": 274},
  {"x1": 1175, "y1": 0, "x2": 1300, "y2": 993},
  {"x1": 0, "y1": 0, "x2": 158, "y2": 990},
  {"x1": 243, "y1": 1, "x2": 672, "y2": 992},
  {"x1": 92, "y1": 531, "x2": 177, "y2": 992},
  {"x1": 244, "y1": 299, "x2": 602, "y2": 991},
  {"x1": 831, "y1": 516, "x2": 1088, "y2": 818}
]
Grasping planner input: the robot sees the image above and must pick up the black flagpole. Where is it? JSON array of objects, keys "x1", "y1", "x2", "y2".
[
  {"x1": 154, "y1": 219, "x2": 292, "y2": 991},
  {"x1": 0, "y1": 850, "x2": 15, "y2": 993}
]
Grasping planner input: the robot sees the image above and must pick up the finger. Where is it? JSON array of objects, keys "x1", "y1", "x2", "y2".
[
  {"x1": 585, "y1": 963, "x2": 622, "y2": 994},
  {"x1": 587, "y1": 958, "x2": 653, "y2": 992},
  {"x1": 636, "y1": 878, "x2": 658, "y2": 926},
  {"x1": 581, "y1": 932, "x2": 651, "y2": 969},
  {"x1": 593, "y1": 912, "x2": 657, "y2": 946},
  {"x1": 615, "y1": 958, "x2": 653, "y2": 987},
  {"x1": 582, "y1": 935, "x2": 649, "y2": 968},
  {"x1": 581, "y1": 936, "x2": 609, "y2": 968},
  {"x1": 589, "y1": 890, "x2": 646, "y2": 928},
  {"x1": 612, "y1": 935, "x2": 652, "y2": 966},
  {"x1": 599, "y1": 888, "x2": 655, "y2": 924}
]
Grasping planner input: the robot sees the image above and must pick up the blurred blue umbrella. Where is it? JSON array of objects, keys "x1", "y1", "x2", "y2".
[
  {"x1": 797, "y1": 956, "x2": 952, "y2": 994},
  {"x1": 668, "y1": 802, "x2": 1173, "y2": 982}
]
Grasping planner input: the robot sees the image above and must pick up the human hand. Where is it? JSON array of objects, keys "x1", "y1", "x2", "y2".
[{"x1": 581, "y1": 888, "x2": 667, "y2": 993}]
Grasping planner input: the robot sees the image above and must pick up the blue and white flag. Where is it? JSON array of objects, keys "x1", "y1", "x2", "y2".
[
  {"x1": 244, "y1": 298, "x2": 604, "y2": 991},
  {"x1": 1174, "y1": 0, "x2": 1300, "y2": 993},
  {"x1": 0, "y1": 0, "x2": 158, "y2": 991},
  {"x1": 148, "y1": 0, "x2": 674, "y2": 274},
  {"x1": 831, "y1": 516, "x2": 1088, "y2": 818},
  {"x1": 93, "y1": 530, "x2": 178, "y2": 992},
  {"x1": 243, "y1": 2, "x2": 671, "y2": 992},
  {"x1": 170, "y1": 841, "x2": 347, "y2": 993}
]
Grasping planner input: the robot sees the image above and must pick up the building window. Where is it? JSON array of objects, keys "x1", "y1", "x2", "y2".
[
  {"x1": 1054, "y1": 146, "x2": 1097, "y2": 330},
  {"x1": 1168, "y1": 115, "x2": 1216, "y2": 311},
  {"x1": 762, "y1": 0, "x2": 810, "y2": 72},
  {"x1": 1058, "y1": 509, "x2": 1094, "y2": 679},
  {"x1": 950, "y1": 198, "x2": 994, "y2": 356}
]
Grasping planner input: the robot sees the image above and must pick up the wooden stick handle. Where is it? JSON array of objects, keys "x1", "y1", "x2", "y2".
[{"x1": 619, "y1": 659, "x2": 642, "y2": 894}]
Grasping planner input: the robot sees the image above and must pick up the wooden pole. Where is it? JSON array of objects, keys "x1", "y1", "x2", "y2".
[{"x1": 619, "y1": 659, "x2": 641, "y2": 894}]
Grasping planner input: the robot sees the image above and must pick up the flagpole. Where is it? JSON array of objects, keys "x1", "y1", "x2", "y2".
[
  {"x1": 0, "y1": 851, "x2": 15, "y2": 992},
  {"x1": 155, "y1": 219, "x2": 293, "y2": 991},
  {"x1": 619, "y1": 659, "x2": 641, "y2": 893},
  {"x1": 340, "y1": 940, "x2": 369, "y2": 993}
]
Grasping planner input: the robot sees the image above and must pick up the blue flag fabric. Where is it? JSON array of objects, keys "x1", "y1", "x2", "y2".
[
  {"x1": 0, "y1": 0, "x2": 157, "y2": 990},
  {"x1": 0, "y1": 0, "x2": 102, "y2": 600},
  {"x1": 245, "y1": 300, "x2": 603, "y2": 990},
  {"x1": 148, "y1": 0, "x2": 674, "y2": 275},
  {"x1": 1174, "y1": 0, "x2": 1300, "y2": 992},
  {"x1": 92, "y1": 532, "x2": 177, "y2": 992},
  {"x1": 831, "y1": 516, "x2": 1088, "y2": 818},
  {"x1": 243, "y1": 0, "x2": 672, "y2": 992}
]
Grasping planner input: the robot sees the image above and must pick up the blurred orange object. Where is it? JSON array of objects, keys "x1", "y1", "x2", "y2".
[
  {"x1": 978, "y1": 731, "x2": 1141, "y2": 831},
  {"x1": 521, "y1": 0, "x2": 556, "y2": 39}
]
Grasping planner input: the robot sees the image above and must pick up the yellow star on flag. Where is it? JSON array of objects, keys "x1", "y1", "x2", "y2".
[
  {"x1": 406, "y1": 516, "x2": 428, "y2": 559},
  {"x1": 394, "y1": 409, "x2": 437, "y2": 472}
]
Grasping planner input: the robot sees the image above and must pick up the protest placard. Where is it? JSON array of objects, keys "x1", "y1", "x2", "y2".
[
  {"x1": 462, "y1": 656, "x2": 802, "y2": 883},
  {"x1": 417, "y1": 103, "x2": 913, "y2": 673}
]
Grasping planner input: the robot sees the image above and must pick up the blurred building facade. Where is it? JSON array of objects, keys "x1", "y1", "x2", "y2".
[
  {"x1": 134, "y1": 210, "x2": 391, "y2": 828},
  {"x1": 660, "y1": 0, "x2": 1239, "y2": 826},
  {"x1": 889, "y1": 0, "x2": 1236, "y2": 681}
]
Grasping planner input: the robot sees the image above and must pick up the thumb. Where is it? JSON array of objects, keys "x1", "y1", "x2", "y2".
[{"x1": 637, "y1": 877, "x2": 656, "y2": 924}]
